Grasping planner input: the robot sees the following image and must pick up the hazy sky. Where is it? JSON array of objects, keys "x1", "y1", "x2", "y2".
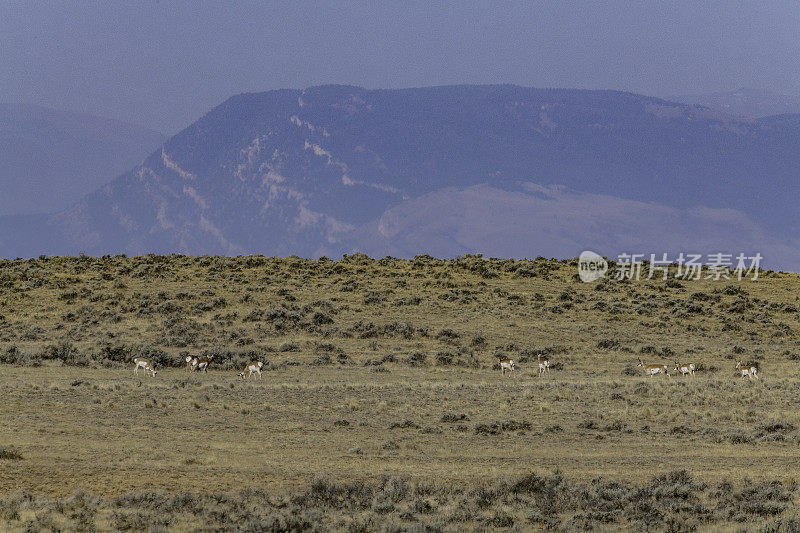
[{"x1": 3, "y1": 1, "x2": 799, "y2": 134}]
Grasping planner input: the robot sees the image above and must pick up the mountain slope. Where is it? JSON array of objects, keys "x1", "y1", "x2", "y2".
[
  {"x1": 1, "y1": 85, "x2": 799, "y2": 267},
  {"x1": 669, "y1": 88, "x2": 800, "y2": 118},
  {"x1": 0, "y1": 103, "x2": 165, "y2": 216}
]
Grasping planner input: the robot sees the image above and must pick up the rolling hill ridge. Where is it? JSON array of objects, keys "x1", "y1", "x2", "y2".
[
  {"x1": 1, "y1": 85, "x2": 798, "y2": 267},
  {"x1": 0, "y1": 103, "x2": 165, "y2": 216}
]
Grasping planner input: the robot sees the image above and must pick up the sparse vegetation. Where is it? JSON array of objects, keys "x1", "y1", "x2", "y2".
[
  {"x1": 0, "y1": 471, "x2": 797, "y2": 530},
  {"x1": 1, "y1": 254, "x2": 800, "y2": 529}
]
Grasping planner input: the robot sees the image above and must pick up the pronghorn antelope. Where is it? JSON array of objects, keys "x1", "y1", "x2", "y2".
[
  {"x1": 637, "y1": 358, "x2": 669, "y2": 377},
  {"x1": 674, "y1": 361, "x2": 696, "y2": 377},
  {"x1": 736, "y1": 361, "x2": 759, "y2": 379},
  {"x1": 192, "y1": 355, "x2": 214, "y2": 373},
  {"x1": 537, "y1": 354, "x2": 551, "y2": 377},
  {"x1": 238, "y1": 361, "x2": 264, "y2": 380},
  {"x1": 133, "y1": 357, "x2": 157, "y2": 377},
  {"x1": 499, "y1": 358, "x2": 515, "y2": 375},
  {"x1": 185, "y1": 355, "x2": 198, "y2": 370}
]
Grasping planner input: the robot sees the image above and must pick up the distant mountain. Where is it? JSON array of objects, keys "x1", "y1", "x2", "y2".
[
  {"x1": 0, "y1": 103, "x2": 165, "y2": 216},
  {"x1": 1, "y1": 85, "x2": 799, "y2": 268},
  {"x1": 669, "y1": 88, "x2": 800, "y2": 118}
]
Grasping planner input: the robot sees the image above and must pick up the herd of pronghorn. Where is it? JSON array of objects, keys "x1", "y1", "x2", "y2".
[
  {"x1": 133, "y1": 352, "x2": 760, "y2": 380},
  {"x1": 132, "y1": 355, "x2": 264, "y2": 379},
  {"x1": 499, "y1": 355, "x2": 758, "y2": 379},
  {"x1": 499, "y1": 355, "x2": 758, "y2": 380}
]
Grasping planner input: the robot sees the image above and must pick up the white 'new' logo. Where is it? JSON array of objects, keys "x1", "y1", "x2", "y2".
[{"x1": 578, "y1": 250, "x2": 608, "y2": 282}]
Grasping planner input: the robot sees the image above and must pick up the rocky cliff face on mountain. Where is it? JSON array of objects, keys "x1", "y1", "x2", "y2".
[{"x1": 1, "y1": 85, "x2": 799, "y2": 267}]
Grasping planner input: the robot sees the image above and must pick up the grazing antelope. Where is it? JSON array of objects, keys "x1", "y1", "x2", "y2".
[
  {"x1": 499, "y1": 358, "x2": 515, "y2": 375},
  {"x1": 185, "y1": 355, "x2": 198, "y2": 370},
  {"x1": 192, "y1": 355, "x2": 214, "y2": 373},
  {"x1": 637, "y1": 358, "x2": 669, "y2": 377},
  {"x1": 238, "y1": 361, "x2": 264, "y2": 380},
  {"x1": 736, "y1": 361, "x2": 758, "y2": 380},
  {"x1": 674, "y1": 361, "x2": 696, "y2": 377},
  {"x1": 133, "y1": 357, "x2": 157, "y2": 377},
  {"x1": 537, "y1": 354, "x2": 551, "y2": 377}
]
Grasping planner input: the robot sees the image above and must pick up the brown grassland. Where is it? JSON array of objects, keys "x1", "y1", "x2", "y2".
[{"x1": 1, "y1": 253, "x2": 800, "y2": 531}]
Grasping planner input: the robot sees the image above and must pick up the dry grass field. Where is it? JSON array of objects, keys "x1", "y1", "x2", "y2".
[{"x1": 2, "y1": 254, "x2": 800, "y2": 530}]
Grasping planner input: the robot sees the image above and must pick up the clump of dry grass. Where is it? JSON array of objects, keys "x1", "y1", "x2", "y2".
[{"x1": 0, "y1": 446, "x2": 23, "y2": 461}]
